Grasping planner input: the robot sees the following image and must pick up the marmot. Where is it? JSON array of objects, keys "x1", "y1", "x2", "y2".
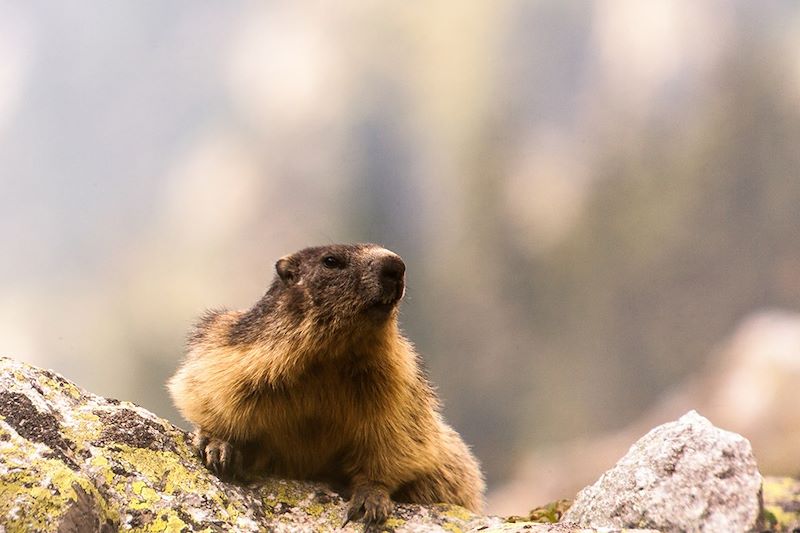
[{"x1": 168, "y1": 243, "x2": 484, "y2": 529}]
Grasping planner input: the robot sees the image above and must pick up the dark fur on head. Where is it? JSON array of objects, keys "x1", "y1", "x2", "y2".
[{"x1": 227, "y1": 244, "x2": 406, "y2": 346}]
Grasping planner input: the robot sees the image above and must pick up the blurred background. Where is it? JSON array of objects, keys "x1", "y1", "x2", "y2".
[{"x1": 2, "y1": 0, "x2": 799, "y2": 515}]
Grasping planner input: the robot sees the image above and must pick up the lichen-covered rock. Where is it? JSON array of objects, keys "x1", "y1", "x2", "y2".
[
  {"x1": 0, "y1": 356, "x2": 510, "y2": 532},
  {"x1": 3, "y1": 356, "x2": 664, "y2": 533},
  {"x1": 561, "y1": 410, "x2": 763, "y2": 532},
  {"x1": 10, "y1": 356, "x2": 768, "y2": 533}
]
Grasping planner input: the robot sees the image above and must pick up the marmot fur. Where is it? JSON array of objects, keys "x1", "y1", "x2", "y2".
[{"x1": 168, "y1": 243, "x2": 484, "y2": 528}]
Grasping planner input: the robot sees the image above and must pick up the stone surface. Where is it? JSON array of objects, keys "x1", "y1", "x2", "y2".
[
  {"x1": 0, "y1": 356, "x2": 503, "y2": 532},
  {"x1": 561, "y1": 410, "x2": 763, "y2": 532},
  {"x1": 0, "y1": 356, "x2": 662, "y2": 533},
  {"x1": 491, "y1": 310, "x2": 800, "y2": 514}
]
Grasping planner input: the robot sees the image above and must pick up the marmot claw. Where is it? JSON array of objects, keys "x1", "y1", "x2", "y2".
[
  {"x1": 193, "y1": 431, "x2": 241, "y2": 479},
  {"x1": 343, "y1": 483, "x2": 394, "y2": 531}
]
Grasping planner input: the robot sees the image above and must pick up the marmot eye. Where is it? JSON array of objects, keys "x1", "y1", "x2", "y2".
[{"x1": 322, "y1": 255, "x2": 344, "y2": 269}]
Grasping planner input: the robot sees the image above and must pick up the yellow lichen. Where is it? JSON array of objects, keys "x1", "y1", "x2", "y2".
[
  {"x1": 224, "y1": 503, "x2": 241, "y2": 522},
  {"x1": 111, "y1": 445, "x2": 207, "y2": 493},
  {"x1": 131, "y1": 480, "x2": 146, "y2": 496},
  {"x1": 148, "y1": 512, "x2": 188, "y2": 532},
  {"x1": 71, "y1": 409, "x2": 101, "y2": 427},
  {"x1": 0, "y1": 452, "x2": 118, "y2": 531},
  {"x1": 90, "y1": 454, "x2": 115, "y2": 485},
  {"x1": 762, "y1": 476, "x2": 800, "y2": 529},
  {"x1": 39, "y1": 375, "x2": 82, "y2": 400},
  {"x1": 57, "y1": 429, "x2": 100, "y2": 457},
  {"x1": 304, "y1": 502, "x2": 325, "y2": 517},
  {"x1": 98, "y1": 443, "x2": 250, "y2": 524},
  {"x1": 441, "y1": 504, "x2": 474, "y2": 521},
  {"x1": 273, "y1": 482, "x2": 305, "y2": 506},
  {"x1": 383, "y1": 517, "x2": 405, "y2": 528},
  {"x1": 527, "y1": 498, "x2": 573, "y2": 523},
  {"x1": 442, "y1": 522, "x2": 464, "y2": 533},
  {"x1": 128, "y1": 482, "x2": 166, "y2": 511}
]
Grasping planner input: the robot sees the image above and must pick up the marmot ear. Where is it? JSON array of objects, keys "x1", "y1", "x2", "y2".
[{"x1": 276, "y1": 257, "x2": 297, "y2": 284}]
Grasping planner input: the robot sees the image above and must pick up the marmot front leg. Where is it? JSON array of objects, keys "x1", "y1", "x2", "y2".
[
  {"x1": 343, "y1": 476, "x2": 394, "y2": 532},
  {"x1": 193, "y1": 429, "x2": 243, "y2": 479}
]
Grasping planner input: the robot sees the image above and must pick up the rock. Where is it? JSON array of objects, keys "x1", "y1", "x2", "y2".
[
  {"x1": 561, "y1": 411, "x2": 763, "y2": 532},
  {"x1": 0, "y1": 356, "x2": 500, "y2": 532},
  {"x1": 0, "y1": 356, "x2": 658, "y2": 533},
  {"x1": 491, "y1": 310, "x2": 800, "y2": 514}
]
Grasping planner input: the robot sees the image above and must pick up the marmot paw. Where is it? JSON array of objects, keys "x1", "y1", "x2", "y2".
[
  {"x1": 193, "y1": 431, "x2": 241, "y2": 479},
  {"x1": 343, "y1": 483, "x2": 393, "y2": 532}
]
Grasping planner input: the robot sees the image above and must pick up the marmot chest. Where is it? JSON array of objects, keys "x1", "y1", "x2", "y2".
[{"x1": 264, "y1": 359, "x2": 393, "y2": 441}]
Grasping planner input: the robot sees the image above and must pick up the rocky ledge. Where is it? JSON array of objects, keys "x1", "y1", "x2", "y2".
[{"x1": 0, "y1": 356, "x2": 796, "y2": 532}]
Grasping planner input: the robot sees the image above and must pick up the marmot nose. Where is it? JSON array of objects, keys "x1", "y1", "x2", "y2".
[{"x1": 378, "y1": 255, "x2": 405, "y2": 284}]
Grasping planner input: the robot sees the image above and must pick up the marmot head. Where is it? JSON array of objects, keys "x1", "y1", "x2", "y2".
[{"x1": 272, "y1": 243, "x2": 406, "y2": 330}]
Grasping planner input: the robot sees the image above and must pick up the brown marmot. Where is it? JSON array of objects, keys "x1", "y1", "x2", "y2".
[{"x1": 167, "y1": 243, "x2": 484, "y2": 529}]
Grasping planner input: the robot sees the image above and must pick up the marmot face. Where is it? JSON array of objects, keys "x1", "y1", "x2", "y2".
[{"x1": 275, "y1": 243, "x2": 406, "y2": 329}]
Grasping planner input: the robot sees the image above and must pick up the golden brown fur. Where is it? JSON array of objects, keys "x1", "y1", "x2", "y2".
[{"x1": 168, "y1": 244, "x2": 484, "y2": 528}]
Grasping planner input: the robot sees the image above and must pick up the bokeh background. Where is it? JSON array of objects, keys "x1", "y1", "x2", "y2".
[{"x1": 2, "y1": 1, "x2": 800, "y2": 514}]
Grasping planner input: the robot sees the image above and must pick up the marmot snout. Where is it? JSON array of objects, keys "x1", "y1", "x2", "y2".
[
  {"x1": 365, "y1": 252, "x2": 405, "y2": 313},
  {"x1": 168, "y1": 243, "x2": 484, "y2": 530},
  {"x1": 374, "y1": 253, "x2": 405, "y2": 303}
]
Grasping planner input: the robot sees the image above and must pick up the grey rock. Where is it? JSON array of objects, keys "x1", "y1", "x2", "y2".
[
  {"x1": 561, "y1": 410, "x2": 763, "y2": 532},
  {"x1": 0, "y1": 357, "x2": 712, "y2": 533},
  {"x1": 0, "y1": 356, "x2": 504, "y2": 532},
  {"x1": 1, "y1": 356, "x2": 661, "y2": 533}
]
